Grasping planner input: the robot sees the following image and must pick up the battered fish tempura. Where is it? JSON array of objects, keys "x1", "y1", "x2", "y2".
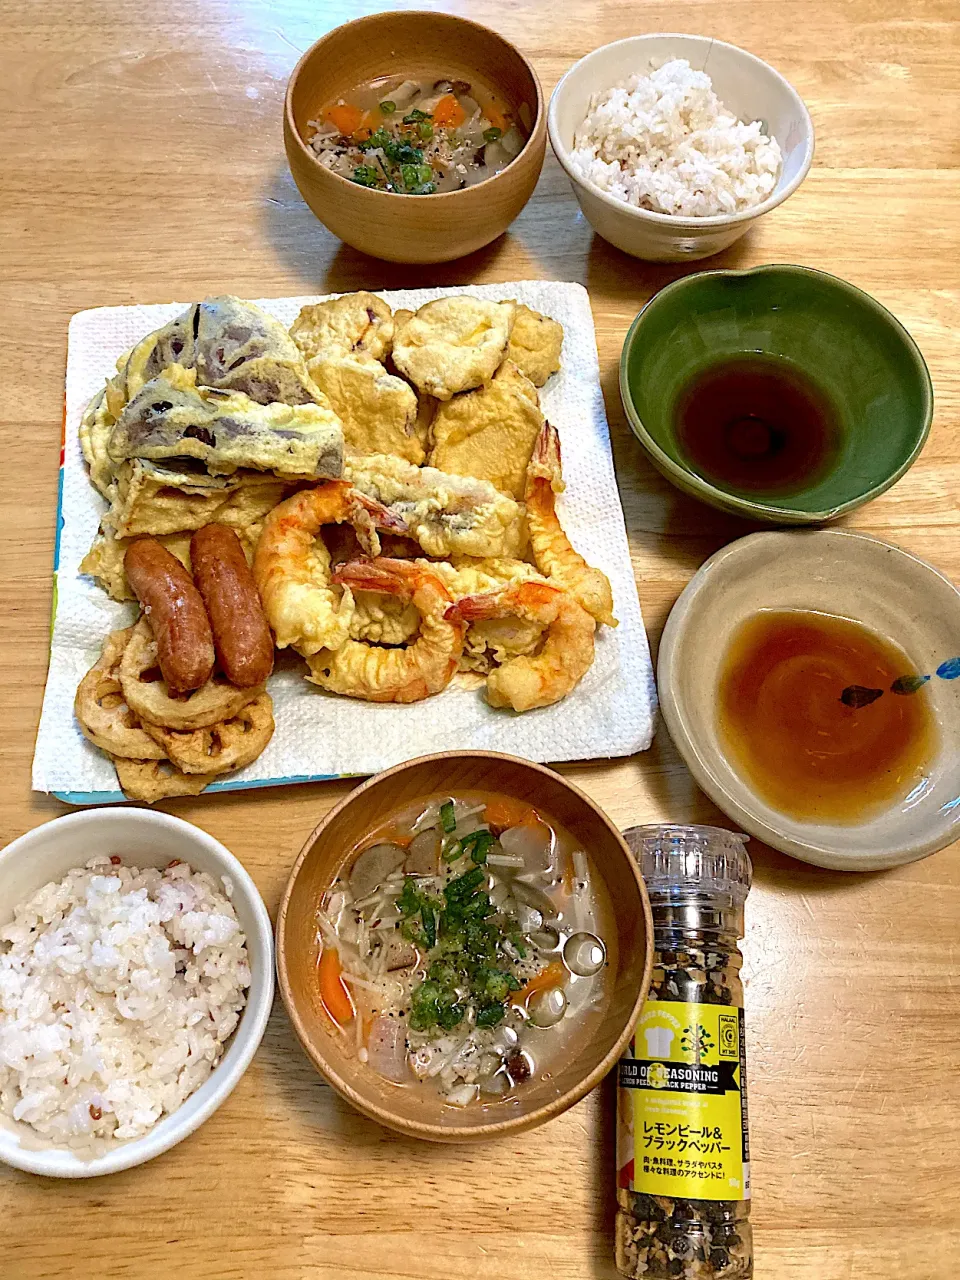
[
  {"x1": 505, "y1": 304, "x2": 564, "y2": 387},
  {"x1": 105, "y1": 461, "x2": 289, "y2": 539},
  {"x1": 391, "y1": 296, "x2": 518, "y2": 400},
  {"x1": 307, "y1": 353, "x2": 423, "y2": 465},
  {"x1": 344, "y1": 454, "x2": 528, "y2": 560},
  {"x1": 429, "y1": 361, "x2": 544, "y2": 499},
  {"x1": 291, "y1": 292, "x2": 394, "y2": 363}
]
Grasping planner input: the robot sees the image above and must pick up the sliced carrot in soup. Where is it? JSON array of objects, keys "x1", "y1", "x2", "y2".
[
  {"x1": 513, "y1": 961, "x2": 568, "y2": 1008},
  {"x1": 433, "y1": 94, "x2": 466, "y2": 129},
  {"x1": 319, "y1": 945, "x2": 355, "y2": 1027},
  {"x1": 325, "y1": 103, "x2": 364, "y2": 136},
  {"x1": 484, "y1": 796, "x2": 540, "y2": 829},
  {"x1": 483, "y1": 101, "x2": 508, "y2": 133}
]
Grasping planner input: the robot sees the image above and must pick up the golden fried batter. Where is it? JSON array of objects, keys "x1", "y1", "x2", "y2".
[
  {"x1": 428, "y1": 361, "x2": 544, "y2": 498},
  {"x1": 79, "y1": 389, "x2": 118, "y2": 498},
  {"x1": 306, "y1": 354, "x2": 423, "y2": 464},
  {"x1": 391, "y1": 296, "x2": 517, "y2": 400},
  {"x1": 291, "y1": 292, "x2": 394, "y2": 362},
  {"x1": 108, "y1": 365, "x2": 344, "y2": 479},
  {"x1": 421, "y1": 556, "x2": 546, "y2": 674},
  {"x1": 106, "y1": 296, "x2": 324, "y2": 416},
  {"x1": 344, "y1": 454, "x2": 528, "y2": 559},
  {"x1": 505, "y1": 304, "x2": 564, "y2": 386},
  {"x1": 112, "y1": 756, "x2": 213, "y2": 802},
  {"x1": 105, "y1": 460, "x2": 290, "y2": 539}
]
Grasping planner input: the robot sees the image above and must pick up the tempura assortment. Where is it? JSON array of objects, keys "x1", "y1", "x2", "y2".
[{"x1": 76, "y1": 292, "x2": 616, "y2": 799}]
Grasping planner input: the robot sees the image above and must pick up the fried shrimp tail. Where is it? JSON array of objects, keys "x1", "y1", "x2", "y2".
[
  {"x1": 305, "y1": 559, "x2": 465, "y2": 704},
  {"x1": 446, "y1": 581, "x2": 596, "y2": 712},
  {"x1": 253, "y1": 482, "x2": 407, "y2": 656},
  {"x1": 524, "y1": 423, "x2": 618, "y2": 628}
]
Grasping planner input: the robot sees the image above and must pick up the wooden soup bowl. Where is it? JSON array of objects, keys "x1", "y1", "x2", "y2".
[
  {"x1": 276, "y1": 751, "x2": 653, "y2": 1143},
  {"x1": 284, "y1": 12, "x2": 546, "y2": 264}
]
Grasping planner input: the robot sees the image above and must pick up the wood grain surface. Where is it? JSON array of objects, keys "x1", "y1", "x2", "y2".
[{"x1": 1, "y1": 1, "x2": 958, "y2": 1277}]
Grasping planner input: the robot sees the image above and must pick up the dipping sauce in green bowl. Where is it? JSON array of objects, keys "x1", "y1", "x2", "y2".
[{"x1": 620, "y1": 265, "x2": 933, "y2": 523}]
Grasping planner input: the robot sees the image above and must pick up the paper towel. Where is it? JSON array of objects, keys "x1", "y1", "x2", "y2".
[{"x1": 33, "y1": 282, "x2": 657, "y2": 803}]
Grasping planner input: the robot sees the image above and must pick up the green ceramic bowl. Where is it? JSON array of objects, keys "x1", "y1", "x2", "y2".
[{"x1": 620, "y1": 265, "x2": 933, "y2": 523}]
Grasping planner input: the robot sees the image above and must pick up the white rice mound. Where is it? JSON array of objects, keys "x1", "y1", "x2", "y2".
[
  {"x1": 0, "y1": 856, "x2": 250, "y2": 1151},
  {"x1": 569, "y1": 58, "x2": 782, "y2": 218}
]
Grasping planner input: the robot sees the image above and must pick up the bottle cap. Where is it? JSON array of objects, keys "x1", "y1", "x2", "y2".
[{"x1": 623, "y1": 824, "x2": 752, "y2": 906}]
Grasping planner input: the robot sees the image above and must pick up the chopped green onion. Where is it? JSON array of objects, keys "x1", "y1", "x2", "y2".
[
  {"x1": 416, "y1": 120, "x2": 434, "y2": 142},
  {"x1": 445, "y1": 867, "x2": 485, "y2": 903},
  {"x1": 439, "y1": 800, "x2": 457, "y2": 833},
  {"x1": 482, "y1": 126, "x2": 502, "y2": 143},
  {"x1": 459, "y1": 830, "x2": 494, "y2": 864},
  {"x1": 400, "y1": 161, "x2": 435, "y2": 192},
  {"x1": 476, "y1": 1002, "x2": 506, "y2": 1028},
  {"x1": 351, "y1": 165, "x2": 380, "y2": 188},
  {"x1": 403, "y1": 107, "x2": 430, "y2": 123},
  {"x1": 421, "y1": 903, "x2": 437, "y2": 949},
  {"x1": 358, "y1": 127, "x2": 390, "y2": 152},
  {"x1": 379, "y1": 100, "x2": 397, "y2": 114},
  {"x1": 397, "y1": 876, "x2": 421, "y2": 917},
  {"x1": 442, "y1": 839, "x2": 463, "y2": 863}
]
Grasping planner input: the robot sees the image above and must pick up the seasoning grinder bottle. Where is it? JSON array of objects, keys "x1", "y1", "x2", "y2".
[{"x1": 616, "y1": 825, "x2": 753, "y2": 1280}]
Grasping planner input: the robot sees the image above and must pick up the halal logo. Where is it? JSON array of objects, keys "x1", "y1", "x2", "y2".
[{"x1": 718, "y1": 1013, "x2": 738, "y2": 1060}]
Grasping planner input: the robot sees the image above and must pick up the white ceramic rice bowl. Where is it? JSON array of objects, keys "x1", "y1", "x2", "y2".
[
  {"x1": 548, "y1": 34, "x2": 814, "y2": 262},
  {"x1": 0, "y1": 809, "x2": 274, "y2": 1178}
]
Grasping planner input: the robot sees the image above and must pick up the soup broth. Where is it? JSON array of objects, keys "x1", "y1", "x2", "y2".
[
  {"x1": 308, "y1": 74, "x2": 526, "y2": 194},
  {"x1": 316, "y1": 790, "x2": 614, "y2": 1109}
]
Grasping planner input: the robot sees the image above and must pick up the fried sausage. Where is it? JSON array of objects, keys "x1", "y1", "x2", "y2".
[
  {"x1": 190, "y1": 524, "x2": 274, "y2": 688},
  {"x1": 124, "y1": 538, "x2": 215, "y2": 694}
]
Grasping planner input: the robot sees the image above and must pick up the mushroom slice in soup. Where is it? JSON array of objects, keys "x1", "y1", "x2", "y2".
[{"x1": 350, "y1": 842, "x2": 406, "y2": 898}]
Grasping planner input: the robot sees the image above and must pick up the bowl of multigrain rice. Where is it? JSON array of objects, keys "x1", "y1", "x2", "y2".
[
  {"x1": 0, "y1": 809, "x2": 273, "y2": 1178},
  {"x1": 548, "y1": 34, "x2": 814, "y2": 262}
]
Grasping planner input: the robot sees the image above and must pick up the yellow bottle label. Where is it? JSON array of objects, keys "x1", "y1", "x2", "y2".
[{"x1": 617, "y1": 1000, "x2": 750, "y2": 1202}]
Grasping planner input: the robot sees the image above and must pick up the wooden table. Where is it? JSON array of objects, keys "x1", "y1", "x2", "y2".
[{"x1": 2, "y1": 1, "x2": 958, "y2": 1276}]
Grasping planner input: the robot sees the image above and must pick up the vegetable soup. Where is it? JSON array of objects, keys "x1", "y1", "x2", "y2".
[
  {"x1": 308, "y1": 75, "x2": 528, "y2": 194},
  {"x1": 316, "y1": 790, "x2": 614, "y2": 1109}
]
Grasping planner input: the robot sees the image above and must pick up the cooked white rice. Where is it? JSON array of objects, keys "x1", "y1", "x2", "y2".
[
  {"x1": 569, "y1": 58, "x2": 782, "y2": 217},
  {"x1": 0, "y1": 856, "x2": 250, "y2": 1151}
]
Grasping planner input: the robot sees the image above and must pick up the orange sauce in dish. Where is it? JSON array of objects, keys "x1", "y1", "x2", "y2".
[{"x1": 716, "y1": 610, "x2": 937, "y2": 823}]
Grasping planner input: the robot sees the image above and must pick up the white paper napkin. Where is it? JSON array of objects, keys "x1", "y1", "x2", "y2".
[{"x1": 33, "y1": 282, "x2": 657, "y2": 802}]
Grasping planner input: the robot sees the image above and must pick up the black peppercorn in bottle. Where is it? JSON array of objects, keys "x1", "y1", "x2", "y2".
[{"x1": 616, "y1": 825, "x2": 753, "y2": 1280}]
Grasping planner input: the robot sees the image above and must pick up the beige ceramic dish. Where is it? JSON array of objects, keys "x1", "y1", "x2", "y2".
[
  {"x1": 658, "y1": 530, "x2": 960, "y2": 871},
  {"x1": 548, "y1": 34, "x2": 814, "y2": 262},
  {"x1": 284, "y1": 12, "x2": 546, "y2": 263},
  {"x1": 276, "y1": 751, "x2": 653, "y2": 1143}
]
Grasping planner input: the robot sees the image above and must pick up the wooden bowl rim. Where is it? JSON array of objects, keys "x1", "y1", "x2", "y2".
[
  {"x1": 276, "y1": 749, "x2": 654, "y2": 1142},
  {"x1": 283, "y1": 10, "x2": 546, "y2": 204}
]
